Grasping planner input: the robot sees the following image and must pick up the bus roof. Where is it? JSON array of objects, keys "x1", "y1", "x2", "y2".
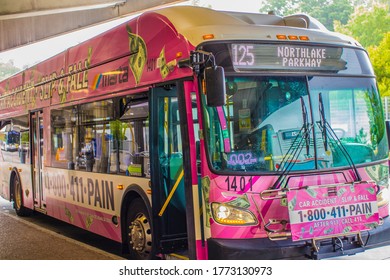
[
  {"x1": 1, "y1": 6, "x2": 360, "y2": 80},
  {"x1": 154, "y1": 6, "x2": 360, "y2": 47},
  {"x1": 0, "y1": 5, "x2": 362, "y2": 115}
]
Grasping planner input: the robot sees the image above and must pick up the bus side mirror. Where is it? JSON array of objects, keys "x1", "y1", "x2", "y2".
[{"x1": 204, "y1": 66, "x2": 226, "y2": 107}]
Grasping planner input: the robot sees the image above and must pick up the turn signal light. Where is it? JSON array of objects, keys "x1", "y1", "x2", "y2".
[
  {"x1": 203, "y1": 34, "x2": 215, "y2": 40},
  {"x1": 276, "y1": 34, "x2": 310, "y2": 41},
  {"x1": 288, "y1": 35, "x2": 299, "y2": 40},
  {"x1": 276, "y1": 34, "x2": 288, "y2": 40}
]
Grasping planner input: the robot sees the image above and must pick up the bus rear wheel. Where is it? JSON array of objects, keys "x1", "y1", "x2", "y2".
[
  {"x1": 13, "y1": 173, "x2": 32, "y2": 217},
  {"x1": 126, "y1": 198, "x2": 154, "y2": 260}
]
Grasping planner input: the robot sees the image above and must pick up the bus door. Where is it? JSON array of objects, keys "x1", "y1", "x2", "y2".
[
  {"x1": 31, "y1": 111, "x2": 45, "y2": 211},
  {"x1": 150, "y1": 85, "x2": 188, "y2": 253}
]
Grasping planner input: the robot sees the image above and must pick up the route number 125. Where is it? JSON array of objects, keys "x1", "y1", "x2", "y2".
[{"x1": 232, "y1": 44, "x2": 255, "y2": 66}]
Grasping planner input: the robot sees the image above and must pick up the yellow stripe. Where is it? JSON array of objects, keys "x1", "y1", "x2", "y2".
[
  {"x1": 158, "y1": 169, "x2": 184, "y2": 217},
  {"x1": 168, "y1": 253, "x2": 189, "y2": 260}
]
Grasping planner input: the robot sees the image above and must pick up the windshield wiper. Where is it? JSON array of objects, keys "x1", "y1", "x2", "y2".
[
  {"x1": 271, "y1": 97, "x2": 313, "y2": 189},
  {"x1": 317, "y1": 93, "x2": 362, "y2": 182},
  {"x1": 301, "y1": 96, "x2": 311, "y2": 156},
  {"x1": 318, "y1": 93, "x2": 328, "y2": 152}
]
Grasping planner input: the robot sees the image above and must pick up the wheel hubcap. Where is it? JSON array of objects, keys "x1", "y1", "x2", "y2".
[
  {"x1": 129, "y1": 213, "x2": 152, "y2": 258},
  {"x1": 14, "y1": 180, "x2": 22, "y2": 210}
]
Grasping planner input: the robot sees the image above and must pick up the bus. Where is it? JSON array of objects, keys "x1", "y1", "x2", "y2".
[
  {"x1": 0, "y1": 129, "x2": 21, "y2": 152},
  {"x1": 0, "y1": 5, "x2": 389, "y2": 260}
]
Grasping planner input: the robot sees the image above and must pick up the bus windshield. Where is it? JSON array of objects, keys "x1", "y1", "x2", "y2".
[{"x1": 203, "y1": 75, "x2": 387, "y2": 172}]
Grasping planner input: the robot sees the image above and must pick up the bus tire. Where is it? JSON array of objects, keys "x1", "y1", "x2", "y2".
[
  {"x1": 12, "y1": 173, "x2": 32, "y2": 217},
  {"x1": 125, "y1": 198, "x2": 154, "y2": 260}
]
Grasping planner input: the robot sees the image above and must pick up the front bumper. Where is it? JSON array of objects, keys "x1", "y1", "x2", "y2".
[{"x1": 208, "y1": 216, "x2": 390, "y2": 260}]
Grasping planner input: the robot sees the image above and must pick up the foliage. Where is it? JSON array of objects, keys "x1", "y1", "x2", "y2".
[
  {"x1": 334, "y1": 4, "x2": 389, "y2": 97},
  {"x1": 110, "y1": 120, "x2": 128, "y2": 141},
  {"x1": 257, "y1": 1, "x2": 389, "y2": 98},
  {"x1": 0, "y1": 60, "x2": 20, "y2": 81},
  {"x1": 365, "y1": 87, "x2": 385, "y2": 149},
  {"x1": 258, "y1": 0, "x2": 300, "y2": 16},
  {"x1": 299, "y1": 0, "x2": 353, "y2": 30},
  {"x1": 258, "y1": 0, "x2": 353, "y2": 30},
  {"x1": 334, "y1": 4, "x2": 390, "y2": 48},
  {"x1": 368, "y1": 32, "x2": 390, "y2": 97},
  {"x1": 342, "y1": 128, "x2": 368, "y2": 144},
  {"x1": 192, "y1": 0, "x2": 211, "y2": 8},
  {"x1": 21, "y1": 131, "x2": 29, "y2": 144}
]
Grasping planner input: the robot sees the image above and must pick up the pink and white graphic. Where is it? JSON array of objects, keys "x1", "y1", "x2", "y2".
[{"x1": 287, "y1": 182, "x2": 380, "y2": 241}]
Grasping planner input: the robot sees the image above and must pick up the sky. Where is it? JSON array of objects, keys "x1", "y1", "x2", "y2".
[{"x1": 0, "y1": 0, "x2": 262, "y2": 69}]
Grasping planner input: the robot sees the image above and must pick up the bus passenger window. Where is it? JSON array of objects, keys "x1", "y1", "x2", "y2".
[
  {"x1": 50, "y1": 97, "x2": 150, "y2": 175},
  {"x1": 79, "y1": 100, "x2": 114, "y2": 173},
  {"x1": 51, "y1": 107, "x2": 77, "y2": 169},
  {"x1": 51, "y1": 100, "x2": 115, "y2": 173},
  {"x1": 119, "y1": 99, "x2": 149, "y2": 177},
  {"x1": 0, "y1": 117, "x2": 29, "y2": 164},
  {"x1": 13, "y1": 115, "x2": 29, "y2": 164}
]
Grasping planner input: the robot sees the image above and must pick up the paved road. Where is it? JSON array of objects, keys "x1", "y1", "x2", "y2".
[
  {"x1": 1, "y1": 197, "x2": 389, "y2": 260},
  {"x1": 0, "y1": 197, "x2": 124, "y2": 260}
]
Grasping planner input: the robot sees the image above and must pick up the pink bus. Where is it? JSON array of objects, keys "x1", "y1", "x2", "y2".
[{"x1": 1, "y1": 6, "x2": 389, "y2": 260}]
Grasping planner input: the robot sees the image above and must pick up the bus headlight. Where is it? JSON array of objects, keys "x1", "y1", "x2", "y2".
[{"x1": 211, "y1": 202, "x2": 258, "y2": 226}]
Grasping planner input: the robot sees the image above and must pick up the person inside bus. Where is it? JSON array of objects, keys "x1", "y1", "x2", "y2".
[{"x1": 84, "y1": 141, "x2": 95, "y2": 172}]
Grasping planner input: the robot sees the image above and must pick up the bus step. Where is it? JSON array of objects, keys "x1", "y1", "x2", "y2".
[
  {"x1": 34, "y1": 207, "x2": 47, "y2": 214},
  {"x1": 163, "y1": 250, "x2": 189, "y2": 260}
]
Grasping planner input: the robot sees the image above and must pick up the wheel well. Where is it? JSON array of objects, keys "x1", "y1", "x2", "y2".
[
  {"x1": 9, "y1": 170, "x2": 18, "y2": 201},
  {"x1": 120, "y1": 186, "x2": 152, "y2": 254}
]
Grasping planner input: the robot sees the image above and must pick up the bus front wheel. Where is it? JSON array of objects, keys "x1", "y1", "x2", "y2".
[
  {"x1": 126, "y1": 198, "x2": 154, "y2": 260},
  {"x1": 12, "y1": 173, "x2": 32, "y2": 217}
]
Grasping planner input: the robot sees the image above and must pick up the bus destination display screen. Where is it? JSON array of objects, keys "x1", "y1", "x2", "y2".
[{"x1": 230, "y1": 44, "x2": 349, "y2": 72}]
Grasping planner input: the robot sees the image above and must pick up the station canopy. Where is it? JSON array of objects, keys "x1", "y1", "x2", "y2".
[{"x1": 0, "y1": 0, "x2": 184, "y2": 52}]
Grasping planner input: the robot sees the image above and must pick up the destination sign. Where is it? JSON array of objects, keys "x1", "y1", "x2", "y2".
[{"x1": 230, "y1": 44, "x2": 348, "y2": 72}]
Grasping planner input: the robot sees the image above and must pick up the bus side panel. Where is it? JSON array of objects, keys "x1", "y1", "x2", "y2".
[
  {"x1": 52, "y1": 11, "x2": 193, "y2": 105},
  {"x1": 0, "y1": 12, "x2": 193, "y2": 116},
  {"x1": 45, "y1": 196, "x2": 123, "y2": 242},
  {"x1": 0, "y1": 72, "x2": 25, "y2": 119},
  {"x1": 42, "y1": 167, "x2": 151, "y2": 243},
  {"x1": 0, "y1": 162, "x2": 34, "y2": 212},
  {"x1": 26, "y1": 52, "x2": 67, "y2": 107},
  {"x1": 18, "y1": 164, "x2": 34, "y2": 210},
  {"x1": 0, "y1": 162, "x2": 11, "y2": 200}
]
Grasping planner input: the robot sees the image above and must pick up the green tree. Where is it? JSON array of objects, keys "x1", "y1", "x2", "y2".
[
  {"x1": 259, "y1": 0, "x2": 354, "y2": 30},
  {"x1": 334, "y1": 4, "x2": 390, "y2": 48},
  {"x1": 192, "y1": 0, "x2": 211, "y2": 8},
  {"x1": 259, "y1": 0, "x2": 300, "y2": 16},
  {"x1": 368, "y1": 32, "x2": 390, "y2": 97},
  {"x1": 0, "y1": 60, "x2": 20, "y2": 81},
  {"x1": 299, "y1": 0, "x2": 353, "y2": 30}
]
